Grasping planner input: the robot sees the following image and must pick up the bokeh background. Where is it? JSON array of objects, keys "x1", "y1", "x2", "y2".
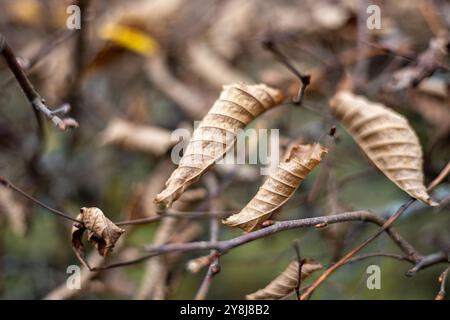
[{"x1": 0, "y1": 0, "x2": 449, "y2": 299}]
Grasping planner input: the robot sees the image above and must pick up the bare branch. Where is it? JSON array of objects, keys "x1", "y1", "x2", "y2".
[{"x1": 0, "y1": 33, "x2": 78, "y2": 131}]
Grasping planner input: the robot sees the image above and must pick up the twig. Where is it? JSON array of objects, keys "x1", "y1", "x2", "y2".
[
  {"x1": 1, "y1": 30, "x2": 75, "y2": 88},
  {"x1": 145, "y1": 210, "x2": 420, "y2": 259},
  {"x1": 406, "y1": 251, "x2": 449, "y2": 276},
  {"x1": 293, "y1": 241, "x2": 304, "y2": 300},
  {"x1": 115, "y1": 210, "x2": 234, "y2": 226},
  {"x1": 0, "y1": 174, "x2": 235, "y2": 227},
  {"x1": 0, "y1": 176, "x2": 81, "y2": 224},
  {"x1": 195, "y1": 174, "x2": 221, "y2": 300},
  {"x1": 300, "y1": 162, "x2": 450, "y2": 300},
  {"x1": 262, "y1": 37, "x2": 310, "y2": 106},
  {"x1": 345, "y1": 252, "x2": 411, "y2": 264},
  {"x1": 0, "y1": 33, "x2": 78, "y2": 131},
  {"x1": 435, "y1": 265, "x2": 450, "y2": 300}
]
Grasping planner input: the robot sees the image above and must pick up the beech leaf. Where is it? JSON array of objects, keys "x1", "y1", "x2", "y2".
[
  {"x1": 71, "y1": 207, "x2": 125, "y2": 258},
  {"x1": 246, "y1": 260, "x2": 322, "y2": 300},
  {"x1": 223, "y1": 143, "x2": 327, "y2": 232},
  {"x1": 329, "y1": 91, "x2": 437, "y2": 206},
  {"x1": 155, "y1": 82, "x2": 284, "y2": 207}
]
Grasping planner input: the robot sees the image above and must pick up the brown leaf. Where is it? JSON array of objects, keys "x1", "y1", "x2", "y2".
[
  {"x1": 246, "y1": 260, "x2": 323, "y2": 300},
  {"x1": 223, "y1": 143, "x2": 327, "y2": 232},
  {"x1": 155, "y1": 82, "x2": 284, "y2": 207},
  {"x1": 99, "y1": 118, "x2": 174, "y2": 156},
  {"x1": 71, "y1": 207, "x2": 125, "y2": 258},
  {"x1": 329, "y1": 91, "x2": 437, "y2": 206}
]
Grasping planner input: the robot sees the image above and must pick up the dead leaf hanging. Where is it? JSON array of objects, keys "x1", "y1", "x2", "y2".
[
  {"x1": 246, "y1": 260, "x2": 322, "y2": 300},
  {"x1": 222, "y1": 143, "x2": 327, "y2": 232},
  {"x1": 329, "y1": 91, "x2": 437, "y2": 206},
  {"x1": 154, "y1": 82, "x2": 284, "y2": 207},
  {"x1": 71, "y1": 207, "x2": 125, "y2": 260}
]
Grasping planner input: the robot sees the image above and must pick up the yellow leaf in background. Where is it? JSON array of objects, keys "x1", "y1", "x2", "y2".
[
  {"x1": 99, "y1": 23, "x2": 159, "y2": 57},
  {"x1": 7, "y1": 0, "x2": 43, "y2": 27}
]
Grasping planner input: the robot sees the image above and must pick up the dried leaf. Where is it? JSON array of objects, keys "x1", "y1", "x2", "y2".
[
  {"x1": 71, "y1": 207, "x2": 125, "y2": 258},
  {"x1": 246, "y1": 260, "x2": 323, "y2": 300},
  {"x1": 223, "y1": 143, "x2": 327, "y2": 232},
  {"x1": 155, "y1": 82, "x2": 284, "y2": 207},
  {"x1": 329, "y1": 91, "x2": 437, "y2": 205},
  {"x1": 188, "y1": 42, "x2": 253, "y2": 88},
  {"x1": 99, "y1": 118, "x2": 174, "y2": 156}
]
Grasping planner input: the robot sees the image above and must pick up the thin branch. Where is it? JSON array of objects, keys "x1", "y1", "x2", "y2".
[
  {"x1": 115, "y1": 210, "x2": 234, "y2": 226},
  {"x1": 0, "y1": 174, "x2": 234, "y2": 227},
  {"x1": 0, "y1": 176, "x2": 81, "y2": 224},
  {"x1": 345, "y1": 252, "x2": 411, "y2": 264},
  {"x1": 406, "y1": 251, "x2": 449, "y2": 276},
  {"x1": 435, "y1": 265, "x2": 450, "y2": 300},
  {"x1": 195, "y1": 174, "x2": 221, "y2": 300},
  {"x1": 145, "y1": 210, "x2": 421, "y2": 259},
  {"x1": 0, "y1": 33, "x2": 78, "y2": 131},
  {"x1": 293, "y1": 241, "x2": 304, "y2": 300},
  {"x1": 300, "y1": 162, "x2": 450, "y2": 300},
  {"x1": 1, "y1": 30, "x2": 75, "y2": 88}
]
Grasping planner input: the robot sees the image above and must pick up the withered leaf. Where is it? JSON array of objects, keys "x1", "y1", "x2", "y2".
[
  {"x1": 99, "y1": 118, "x2": 174, "y2": 156},
  {"x1": 246, "y1": 260, "x2": 323, "y2": 300},
  {"x1": 329, "y1": 91, "x2": 437, "y2": 206},
  {"x1": 223, "y1": 143, "x2": 327, "y2": 232},
  {"x1": 71, "y1": 207, "x2": 125, "y2": 258},
  {"x1": 155, "y1": 82, "x2": 284, "y2": 207}
]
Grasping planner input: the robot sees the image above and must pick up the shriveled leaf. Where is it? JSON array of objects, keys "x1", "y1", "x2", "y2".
[
  {"x1": 223, "y1": 143, "x2": 327, "y2": 232},
  {"x1": 71, "y1": 207, "x2": 125, "y2": 258},
  {"x1": 246, "y1": 260, "x2": 322, "y2": 300},
  {"x1": 329, "y1": 91, "x2": 437, "y2": 205},
  {"x1": 155, "y1": 82, "x2": 284, "y2": 207},
  {"x1": 99, "y1": 118, "x2": 174, "y2": 156}
]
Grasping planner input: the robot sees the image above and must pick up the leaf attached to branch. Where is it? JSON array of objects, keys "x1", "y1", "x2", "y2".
[
  {"x1": 71, "y1": 207, "x2": 125, "y2": 260},
  {"x1": 246, "y1": 260, "x2": 323, "y2": 300},
  {"x1": 329, "y1": 91, "x2": 437, "y2": 206},
  {"x1": 222, "y1": 143, "x2": 327, "y2": 232},
  {"x1": 155, "y1": 82, "x2": 284, "y2": 207}
]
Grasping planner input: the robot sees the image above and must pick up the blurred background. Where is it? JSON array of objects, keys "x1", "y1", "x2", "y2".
[{"x1": 0, "y1": 0, "x2": 449, "y2": 299}]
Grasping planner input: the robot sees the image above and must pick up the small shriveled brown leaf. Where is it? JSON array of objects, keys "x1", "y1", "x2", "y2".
[
  {"x1": 246, "y1": 260, "x2": 322, "y2": 300},
  {"x1": 223, "y1": 143, "x2": 327, "y2": 232},
  {"x1": 71, "y1": 207, "x2": 125, "y2": 258},
  {"x1": 329, "y1": 91, "x2": 437, "y2": 206},
  {"x1": 155, "y1": 82, "x2": 284, "y2": 207}
]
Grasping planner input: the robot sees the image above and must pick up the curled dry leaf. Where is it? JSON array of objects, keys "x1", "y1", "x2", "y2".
[
  {"x1": 99, "y1": 118, "x2": 174, "y2": 156},
  {"x1": 329, "y1": 91, "x2": 437, "y2": 206},
  {"x1": 72, "y1": 207, "x2": 125, "y2": 258},
  {"x1": 223, "y1": 143, "x2": 327, "y2": 232},
  {"x1": 155, "y1": 82, "x2": 284, "y2": 207},
  {"x1": 246, "y1": 260, "x2": 323, "y2": 300}
]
